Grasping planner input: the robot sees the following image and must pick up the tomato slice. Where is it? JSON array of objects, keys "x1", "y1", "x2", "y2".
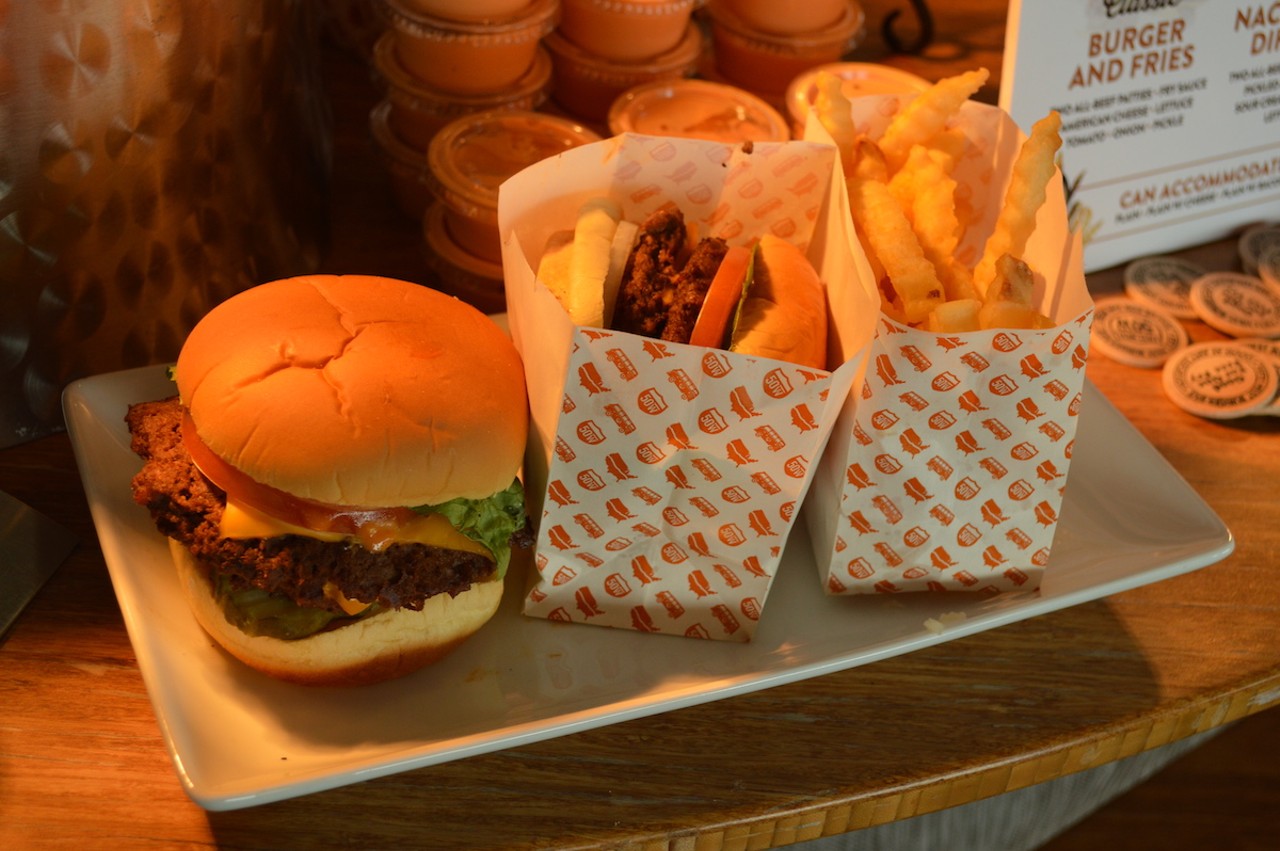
[
  {"x1": 690, "y1": 245, "x2": 752, "y2": 349},
  {"x1": 181, "y1": 411, "x2": 414, "y2": 536}
]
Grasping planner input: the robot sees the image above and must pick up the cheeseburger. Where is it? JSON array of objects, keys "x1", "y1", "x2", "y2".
[
  {"x1": 538, "y1": 200, "x2": 828, "y2": 369},
  {"x1": 126, "y1": 275, "x2": 530, "y2": 687}
]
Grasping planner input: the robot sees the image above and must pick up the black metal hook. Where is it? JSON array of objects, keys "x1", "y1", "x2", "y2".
[{"x1": 882, "y1": 0, "x2": 935, "y2": 55}]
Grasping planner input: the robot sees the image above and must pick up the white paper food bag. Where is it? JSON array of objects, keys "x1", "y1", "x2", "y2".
[
  {"x1": 803, "y1": 96, "x2": 1095, "y2": 596},
  {"x1": 498, "y1": 133, "x2": 874, "y2": 639}
]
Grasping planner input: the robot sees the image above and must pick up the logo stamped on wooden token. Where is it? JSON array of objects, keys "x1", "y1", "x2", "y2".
[
  {"x1": 1162, "y1": 342, "x2": 1279, "y2": 419},
  {"x1": 1238, "y1": 224, "x2": 1280, "y2": 276},
  {"x1": 1189, "y1": 272, "x2": 1280, "y2": 339},
  {"x1": 1236, "y1": 338, "x2": 1280, "y2": 416},
  {"x1": 1123, "y1": 255, "x2": 1204, "y2": 319},
  {"x1": 1090, "y1": 297, "x2": 1187, "y2": 368}
]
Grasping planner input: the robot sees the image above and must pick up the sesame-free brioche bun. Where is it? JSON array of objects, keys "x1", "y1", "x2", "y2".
[
  {"x1": 171, "y1": 540, "x2": 503, "y2": 687},
  {"x1": 730, "y1": 234, "x2": 829, "y2": 370},
  {"x1": 174, "y1": 275, "x2": 527, "y2": 508}
]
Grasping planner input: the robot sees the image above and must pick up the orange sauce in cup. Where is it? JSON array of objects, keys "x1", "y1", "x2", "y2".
[
  {"x1": 721, "y1": 0, "x2": 848, "y2": 36},
  {"x1": 397, "y1": 0, "x2": 533, "y2": 22},
  {"x1": 544, "y1": 23, "x2": 705, "y2": 123},
  {"x1": 369, "y1": 100, "x2": 433, "y2": 219},
  {"x1": 608, "y1": 79, "x2": 790, "y2": 143},
  {"x1": 423, "y1": 201, "x2": 508, "y2": 314},
  {"x1": 382, "y1": 0, "x2": 558, "y2": 96},
  {"x1": 373, "y1": 31, "x2": 552, "y2": 150},
  {"x1": 705, "y1": 0, "x2": 866, "y2": 97},
  {"x1": 558, "y1": 0, "x2": 698, "y2": 62},
  {"x1": 426, "y1": 110, "x2": 602, "y2": 263}
]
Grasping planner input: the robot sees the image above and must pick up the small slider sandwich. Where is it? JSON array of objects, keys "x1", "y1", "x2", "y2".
[
  {"x1": 127, "y1": 275, "x2": 530, "y2": 686},
  {"x1": 538, "y1": 199, "x2": 829, "y2": 369}
]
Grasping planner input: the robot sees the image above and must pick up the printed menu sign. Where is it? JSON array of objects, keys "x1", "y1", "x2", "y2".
[{"x1": 1000, "y1": 1, "x2": 1280, "y2": 272}]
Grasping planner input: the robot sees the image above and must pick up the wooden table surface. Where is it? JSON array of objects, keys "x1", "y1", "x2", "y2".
[{"x1": 3, "y1": 2, "x2": 1278, "y2": 848}]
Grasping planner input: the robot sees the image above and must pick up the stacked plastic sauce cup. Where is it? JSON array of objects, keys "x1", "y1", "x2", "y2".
[
  {"x1": 703, "y1": 0, "x2": 867, "y2": 101},
  {"x1": 607, "y1": 77, "x2": 791, "y2": 143},
  {"x1": 423, "y1": 110, "x2": 600, "y2": 312},
  {"x1": 372, "y1": 32, "x2": 553, "y2": 154},
  {"x1": 382, "y1": 0, "x2": 558, "y2": 93},
  {"x1": 370, "y1": 0, "x2": 560, "y2": 218},
  {"x1": 371, "y1": 0, "x2": 616, "y2": 311},
  {"x1": 544, "y1": 0, "x2": 705, "y2": 122}
]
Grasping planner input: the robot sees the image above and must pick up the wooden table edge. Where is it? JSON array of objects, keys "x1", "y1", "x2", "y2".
[{"x1": 626, "y1": 676, "x2": 1280, "y2": 851}]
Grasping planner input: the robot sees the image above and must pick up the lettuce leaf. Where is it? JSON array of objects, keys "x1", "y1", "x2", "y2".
[
  {"x1": 412, "y1": 478, "x2": 527, "y2": 578},
  {"x1": 728, "y1": 244, "x2": 758, "y2": 346}
]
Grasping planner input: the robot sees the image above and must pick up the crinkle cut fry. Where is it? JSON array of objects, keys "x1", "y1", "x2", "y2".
[{"x1": 972, "y1": 110, "x2": 1064, "y2": 298}]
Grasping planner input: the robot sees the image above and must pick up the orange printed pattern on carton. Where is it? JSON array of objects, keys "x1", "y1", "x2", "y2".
[
  {"x1": 824, "y1": 310, "x2": 1092, "y2": 595},
  {"x1": 524, "y1": 327, "x2": 841, "y2": 640}
]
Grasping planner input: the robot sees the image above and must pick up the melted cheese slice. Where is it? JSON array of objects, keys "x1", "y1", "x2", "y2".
[
  {"x1": 219, "y1": 498, "x2": 491, "y2": 558},
  {"x1": 322, "y1": 581, "x2": 373, "y2": 615}
]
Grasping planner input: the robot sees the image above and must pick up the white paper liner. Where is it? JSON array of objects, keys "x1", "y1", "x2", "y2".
[
  {"x1": 498, "y1": 133, "x2": 872, "y2": 639},
  {"x1": 802, "y1": 95, "x2": 1095, "y2": 596}
]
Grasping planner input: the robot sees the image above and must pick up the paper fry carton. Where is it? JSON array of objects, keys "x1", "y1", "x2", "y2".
[
  {"x1": 497, "y1": 133, "x2": 873, "y2": 640},
  {"x1": 803, "y1": 96, "x2": 1095, "y2": 596}
]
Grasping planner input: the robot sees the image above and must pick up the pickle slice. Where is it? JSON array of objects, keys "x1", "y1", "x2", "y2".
[{"x1": 215, "y1": 576, "x2": 378, "y2": 640}]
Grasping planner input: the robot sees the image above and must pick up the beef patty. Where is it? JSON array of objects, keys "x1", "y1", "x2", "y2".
[{"x1": 126, "y1": 397, "x2": 514, "y2": 614}]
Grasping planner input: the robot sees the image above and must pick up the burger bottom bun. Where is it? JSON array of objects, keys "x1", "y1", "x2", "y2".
[{"x1": 170, "y1": 540, "x2": 503, "y2": 687}]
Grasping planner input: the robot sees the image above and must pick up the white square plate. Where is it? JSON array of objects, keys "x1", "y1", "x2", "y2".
[{"x1": 64, "y1": 366, "x2": 1232, "y2": 810}]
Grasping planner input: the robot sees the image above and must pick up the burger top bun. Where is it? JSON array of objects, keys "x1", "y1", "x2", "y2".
[
  {"x1": 175, "y1": 275, "x2": 528, "y2": 508},
  {"x1": 170, "y1": 541, "x2": 503, "y2": 687},
  {"x1": 731, "y1": 235, "x2": 829, "y2": 370}
]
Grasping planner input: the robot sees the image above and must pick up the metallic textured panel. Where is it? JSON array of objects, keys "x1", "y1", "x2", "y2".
[{"x1": 1, "y1": 0, "x2": 330, "y2": 446}]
